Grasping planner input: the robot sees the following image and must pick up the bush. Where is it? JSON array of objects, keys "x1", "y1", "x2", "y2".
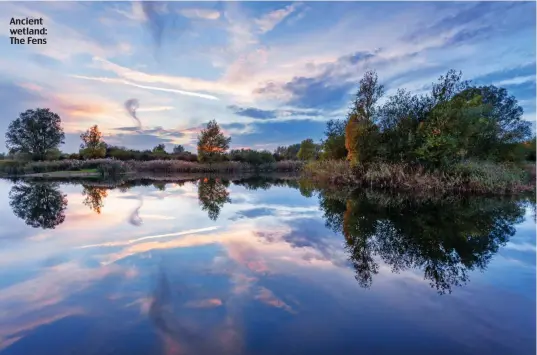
[{"x1": 0, "y1": 160, "x2": 26, "y2": 175}]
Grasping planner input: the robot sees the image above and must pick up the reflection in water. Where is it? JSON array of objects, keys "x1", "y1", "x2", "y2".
[
  {"x1": 197, "y1": 178, "x2": 231, "y2": 221},
  {"x1": 128, "y1": 194, "x2": 144, "y2": 226},
  {"x1": 0, "y1": 177, "x2": 534, "y2": 355},
  {"x1": 318, "y1": 189, "x2": 527, "y2": 294},
  {"x1": 5, "y1": 177, "x2": 533, "y2": 295},
  {"x1": 81, "y1": 185, "x2": 108, "y2": 214},
  {"x1": 9, "y1": 181, "x2": 67, "y2": 229}
]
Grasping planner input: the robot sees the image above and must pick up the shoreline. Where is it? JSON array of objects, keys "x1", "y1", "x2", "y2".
[{"x1": 1, "y1": 158, "x2": 535, "y2": 196}]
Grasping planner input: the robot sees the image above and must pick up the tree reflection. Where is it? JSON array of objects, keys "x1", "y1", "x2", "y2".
[
  {"x1": 82, "y1": 185, "x2": 108, "y2": 214},
  {"x1": 319, "y1": 190, "x2": 526, "y2": 294},
  {"x1": 197, "y1": 178, "x2": 231, "y2": 221},
  {"x1": 9, "y1": 181, "x2": 68, "y2": 229}
]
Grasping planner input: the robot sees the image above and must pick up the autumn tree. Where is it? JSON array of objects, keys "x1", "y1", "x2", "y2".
[
  {"x1": 80, "y1": 125, "x2": 106, "y2": 159},
  {"x1": 197, "y1": 120, "x2": 231, "y2": 163},
  {"x1": 6, "y1": 108, "x2": 65, "y2": 160},
  {"x1": 345, "y1": 70, "x2": 384, "y2": 166}
]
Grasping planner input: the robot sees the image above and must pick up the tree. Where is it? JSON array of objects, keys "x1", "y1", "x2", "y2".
[
  {"x1": 153, "y1": 144, "x2": 166, "y2": 153},
  {"x1": 453, "y1": 85, "x2": 532, "y2": 160},
  {"x1": 376, "y1": 89, "x2": 432, "y2": 162},
  {"x1": 297, "y1": 139, "x2": 317, "y2": 161},
  {"x1": 9, "y1": 181, "x2": 67, "y2": 229},
  {"x1": 345, "y1": 70, "x2": 384, "y2": 166},
  {"x1": 5, "y1": 108, "x2": 65, "y2": 160},
  {"x1": 197, "y1": 120, "x2": 231, "y2": 163},
  {"x1": 173, "y1": 145, "x2": 185, "y2": 154},
  {"x1": 80, "y1": 125, "x2": 106, "y2": 159},
  {"x1": 320, "y1": 119, "x2": 347, "y2": 160}
]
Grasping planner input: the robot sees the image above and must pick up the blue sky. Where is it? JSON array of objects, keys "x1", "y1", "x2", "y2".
[{"x1": 0, "y1": 1, "x2": 535, "y2": 153}]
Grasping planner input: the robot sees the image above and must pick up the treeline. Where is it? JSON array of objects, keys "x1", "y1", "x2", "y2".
[
  {"x1": 318, "y1": 69, "x2": 535, "y2": 166},
  {"x1": 2, "y1": 68, "x2": 535, "y2": 183},
  {"x1": 0, "y1": 113, "x2": 310, "y2": 166}
]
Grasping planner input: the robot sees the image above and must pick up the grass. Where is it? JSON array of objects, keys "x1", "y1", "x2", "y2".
[
  {"x1": 0, "y1": 158, "x2": 303, "y2": 178},
  {"x1": 303, "y1": 159, "x2": 535, "y2": 194},
  {"x1": 1, "y1": 157, "x2": 533, "y2": 195}
]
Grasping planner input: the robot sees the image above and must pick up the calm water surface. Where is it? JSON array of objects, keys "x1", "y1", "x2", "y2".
[{"x1": 0, "y1": 177, "x2": 535, "y2": 355}]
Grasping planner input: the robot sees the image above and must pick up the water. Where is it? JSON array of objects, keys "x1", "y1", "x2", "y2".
[{"x1": 0, "y1": 177, "x2": 535, "y2": 355}]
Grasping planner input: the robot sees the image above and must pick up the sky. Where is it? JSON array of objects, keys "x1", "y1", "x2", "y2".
[{"x1": 0, "y1": 1, "x2": 535, "y2": 153}]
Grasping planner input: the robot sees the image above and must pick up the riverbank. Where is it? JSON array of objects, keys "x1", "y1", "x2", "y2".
[
  {"x1": 0, "y1": 158, "x2": 303, "y2": 178},
  {"x1": 303, "y1": 160, "x2": 536, "y2": 194},
  {"x1": 1, "y1": 158, "x2": 534, "y2": 195}
]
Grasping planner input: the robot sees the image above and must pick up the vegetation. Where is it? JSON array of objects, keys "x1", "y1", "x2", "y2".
[
  {"x1": 80, "y1": 125, "x2": 106, "y2": 159},
  {"x1": 309, "y1": 69, "x2": 535, "y2": 192},
  {"x1": 197, "y1": 119, "x2": 231, "y2": 163},
  {"x1": 1, "y1": 68, "x2": 534, "y2": 195},
  {"x1": 5, "y1": 108, "x2": 65, "y2": 160},
  {"x1": 297, "y1": 139, "x2": 318, "y2": 161}
]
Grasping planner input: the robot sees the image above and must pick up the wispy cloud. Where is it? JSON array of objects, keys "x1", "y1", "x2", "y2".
[
  {"x1": 179, "y1": 8, "x2": 221, "y2": 20},
  {"x1": 255, "y1": 2, "x2": 302, "y2": 34},
  {"x1": 72, "y1": 75, "x2": 220, "y2": 101},
  {"x1": 494, "y1": 75, "x2": 536, "y2": 87}
]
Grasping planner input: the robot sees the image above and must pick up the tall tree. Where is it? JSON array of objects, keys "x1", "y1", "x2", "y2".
[
  {"x1": 345, "y1": 70, "x2": 384, "y2": 166},
  {"x1": 197, "y1": 120, "x2": 231, "y2": 163},
  {"x1": 80, "y1": 125, "x2": 106, "y2": 159},
  {"x1": 6, "y1": 108, "x2": 65, "y2": 160}
]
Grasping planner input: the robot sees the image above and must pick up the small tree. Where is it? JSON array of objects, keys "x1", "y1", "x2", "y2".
[
  {"x1": 297, "y1": 139, "x2": 317, "y2": 161},
  {"x1": 152, "y1": 144, "x2": 166, "y2": 153},
  {"x1": 197, "y1": 120, "x2": 231, "y2": 163},
  {"x1": 321, "y1": 119, "x2": 347, "y2": 160},
  {"x1": 6, "y1": 108, "x2": 65, "y2": 160},
  {"x1": 173, "y1": 145, "x2": 185, "y2": 154},
  {"x1": 80, "y1": 125, "x2": 106, "y2": 159}
]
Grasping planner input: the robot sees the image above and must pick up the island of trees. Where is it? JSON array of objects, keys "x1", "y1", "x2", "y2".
[{"x1": 1, "y1": 69, "x2": 535, "y2": 194}]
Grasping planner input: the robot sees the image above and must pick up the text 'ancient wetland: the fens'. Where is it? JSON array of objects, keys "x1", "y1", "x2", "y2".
[{"x1": 9, "y1": 17, "x2": 47, "y2": 44}]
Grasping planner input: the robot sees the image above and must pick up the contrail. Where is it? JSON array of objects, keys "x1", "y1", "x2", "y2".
[
  {"x1": 71, "y1": 75, "x2": 220, "y2": 101},
  {"x1": 124, "y1": 99, "x2": 142, "y2": 129}
]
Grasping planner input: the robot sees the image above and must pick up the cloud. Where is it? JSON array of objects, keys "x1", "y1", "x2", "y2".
[
  {"x1": 112, "y1": 126, "x2": 186, "y2": 138},
  {"x1": 179, "y1": 8, "x2": 221, "y2": 20},
  {"x1": 255, "y1": 3, "x2": 302, "y2": 34},
  {"x1": 254, "y1": 287, "x2": 295, "y2": 313},
  {"x1": 504, "y1": 242, "x2": 536, "y2": 252},
  {"x1": 184, "y1": 298, "x2": 223, "y2": 308},
  {"x1": 494, "y1": 75, "x2": 536, "y2": 87},
  {"x1": 227, "y1": 105, "x2": 322, "y2": 121},
  {"x1": 253, "y1": 50, "x2": 377, "y2": 109},
  {"x1": 72, "y1": 75, "x2": 220, "y2": 101},
  {"x1": 227, "y1": 105, "x2": 276, "y2": 120},
  {"x1": 29, "y1": 54, "x2": 62, "y2": 69}
]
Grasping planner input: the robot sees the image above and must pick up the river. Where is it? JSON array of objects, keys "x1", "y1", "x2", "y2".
[{"x1": 0, "y1": 177, "x2": 535, "y2": 355}]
